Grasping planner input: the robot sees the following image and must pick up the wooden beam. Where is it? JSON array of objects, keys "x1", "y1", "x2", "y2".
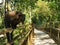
[{"x1": 0, "y1": 28, "x2": 13, "y2": 34}]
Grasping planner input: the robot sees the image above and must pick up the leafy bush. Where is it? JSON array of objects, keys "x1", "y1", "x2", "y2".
[{"x1": 0, "y1": 18, "x2": 4, "y2": 29}]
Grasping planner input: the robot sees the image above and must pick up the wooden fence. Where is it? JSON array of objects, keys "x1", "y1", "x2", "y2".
[
  {"x1": 0, "y1": 24, "x2": 34, "y2": 45},
  {"x1": 33, "y1": 24, "x2": 60, "y2": 45},
  {"x1": 44, "y1": 27, "x2": 60, "y2": 45}
]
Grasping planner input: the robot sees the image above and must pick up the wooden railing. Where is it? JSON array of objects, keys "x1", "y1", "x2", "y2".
[
  {"x1": 44, "y1": 27, "x2": 60, "y2": 45},
  {"x1": 33, "y1": 24, "x2": 60, "y2": 45},
  {"x1": 0, "y1": 28, "x2": 13, "y2": 45},
  {"x1": 18, "y1": 27, "x2": 34, "y2": 45},
  {"x1": 0, "y1": 24, "x2": 34, "y2": 45}
]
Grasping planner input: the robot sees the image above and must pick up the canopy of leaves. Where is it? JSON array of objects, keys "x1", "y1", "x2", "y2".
[{"x1": 32, "y1": 0, "x2": 59, "y2": 28}]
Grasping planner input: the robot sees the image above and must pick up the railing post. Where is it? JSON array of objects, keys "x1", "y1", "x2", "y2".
[
  {"x1": 49, "y1": 28, "x2": 51, "y2": 36},
  {"x1": 27, "y1": 26, "x2": 34, "y2": 45},
  {"x1": 27, "y1": 33, "x2": 30, "y2": 45},
  {"x1": 58, "y1": 31, "x2": 59, "y2": 40},
  {"x1": 30, "y1": 30, "x2": 34, "y2": 45},
  {"x1": 32, "y1": 27, "x2": 34, "y2": 37}
]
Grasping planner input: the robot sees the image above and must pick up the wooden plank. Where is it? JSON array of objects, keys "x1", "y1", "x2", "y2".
[
  {"x1": 18, "y1": 29, "x2": 32, "y2": 45},
  {"x1": 0, "y1": 28, "x2": 13, "y2": 34}
]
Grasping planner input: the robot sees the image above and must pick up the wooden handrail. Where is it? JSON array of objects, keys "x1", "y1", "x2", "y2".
[
  {"x1": 0, "y1": 28, "x2": 13, "y2": 35},
  {"x1": 52, "y1": 28, "x2": 60, "y2": 31},
  {"x1": 18, "y1": 29, "x2": 32, "y2": 45},
  {"x1": 0, "y1": 24, "x2": 34, "y2": 45}
]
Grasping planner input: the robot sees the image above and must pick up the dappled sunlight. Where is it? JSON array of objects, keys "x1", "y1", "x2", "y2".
[
  {"x1": 35, "y1": 0, "x2": 50, "y2": 16},
  {"x1": 31, "y1": 28, "x2": 57, "y2": 45},
  {"x1": 0, "y1": 0, "x2": 3, "y2": 3},
  {"x1": 0, "y1": 0, "x2": 60, "y2": 45}
]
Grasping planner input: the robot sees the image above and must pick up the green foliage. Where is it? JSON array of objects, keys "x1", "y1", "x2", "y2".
[
  {"x1": 1, "y1": 0, "x2": 60, "y2": 44},
  {"x1": 48, "y1": 1, "x2": 57, "y2": 10},
  {"x1": 13, "y1": 0, "x2": 38, "y2": 11},
  {"x1": 58, "y1": 15, "x2": 60, "y2": 21},
  {"x1": 32, "y1": 0, "x2": 50, "y2": 26},
  {"x1": 57, "y1": 2, "x2": 60, "y2": 11},
  {"x1": 32, "y1": 0, "x2": 60, "y2": 28},
  {"x1": 0, "y1": 18, "x2": 4, "y2": 29}
]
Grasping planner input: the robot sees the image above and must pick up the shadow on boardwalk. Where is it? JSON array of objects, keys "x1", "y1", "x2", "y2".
[{"x1": 31, "y1": 28, "x2": 57, "y2": 45}]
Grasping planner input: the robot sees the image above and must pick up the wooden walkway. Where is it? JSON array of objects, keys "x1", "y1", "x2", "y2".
[{"x1": 31, "y1": 28, "x2": 57, "y2": 45}]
